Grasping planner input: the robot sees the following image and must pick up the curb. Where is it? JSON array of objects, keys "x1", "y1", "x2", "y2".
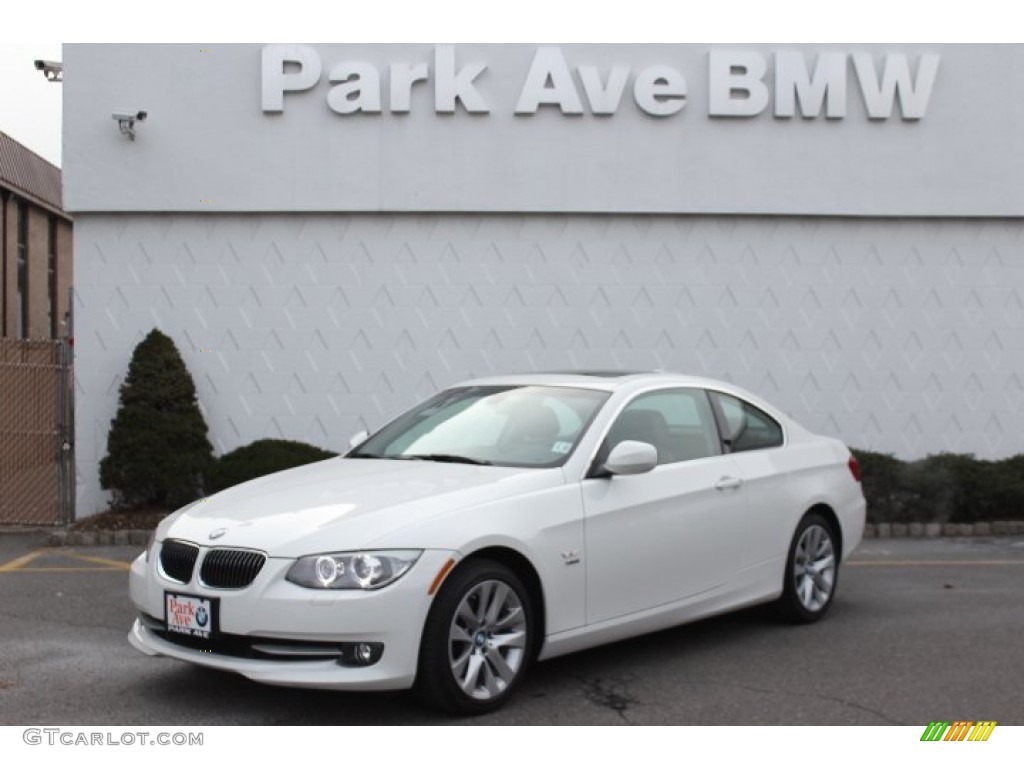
[
  {"x1": 41, "y1": 522, "x2": 1024, "y2": 547},
  {"x1": 863, "y1": 521, "x2": 1024, "y2": 538}
]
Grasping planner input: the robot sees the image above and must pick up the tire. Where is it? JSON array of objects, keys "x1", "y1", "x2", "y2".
[
  {"x1": 414, "y1": 559, "x2": 535, "y2": 715},
  {"x1": 776, "y1": 512, "x2": 840, "y2": 624}
]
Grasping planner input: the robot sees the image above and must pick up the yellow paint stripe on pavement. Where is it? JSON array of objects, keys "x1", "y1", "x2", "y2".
[
  {"x1": 0, "y1": 548, "x2": 131, "y2": 573},
  {"x1": 5, "y1": 567, "x2": 127, "y2": 573},
  {"x1": 0, "y1": 550, "x2": 46, "y2": 572},
  {"x1": 848, "y1": 559, "x2": 1024, "y2": 567},
  {"x1": 64, "y1": 552, "x2": 132, "y2": 569}
]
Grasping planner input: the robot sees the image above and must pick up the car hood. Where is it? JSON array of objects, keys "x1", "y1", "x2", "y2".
[{"x1": 158, "y1": 457, "x2": 564, "y2": 557}]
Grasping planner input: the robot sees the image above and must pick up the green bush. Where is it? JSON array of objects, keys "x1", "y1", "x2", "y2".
[
  {"x1": 206, "y1": 439, "x2": 338, "y2": 494},
  {"x1": 851, "y1": 449, "x2": 913, "y2": 522},
  {"x1": 852, "y1": 448, "x2": 1024, "y2": 524},
  {"x1": 984, "y1": 454, "x2": 1024, "y2": 522},
  {"x1": 100, "y1": 329, "x2": 214, "y2": 509}
]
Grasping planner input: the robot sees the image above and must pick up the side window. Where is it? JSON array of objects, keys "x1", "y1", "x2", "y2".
[
  {"x1": 604, "y1": 389, "x2": 721, "y2": 465},
  {"x1": 714, "y1": 393, "x2": 784, "y2": 452}
]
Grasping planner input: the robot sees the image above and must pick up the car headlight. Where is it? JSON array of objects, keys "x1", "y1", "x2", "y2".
[{"x1": 286, "y1": 550, "x2": 421, "y2": 590}]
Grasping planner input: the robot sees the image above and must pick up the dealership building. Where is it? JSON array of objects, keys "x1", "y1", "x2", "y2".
[{"x1": 63, "y1": 44, "x2": 1023, "y2": 516}]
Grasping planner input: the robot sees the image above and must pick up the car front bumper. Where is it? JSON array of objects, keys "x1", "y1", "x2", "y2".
[{"x1": 128, "y1": 546, "x2": 456, "y2": 691}]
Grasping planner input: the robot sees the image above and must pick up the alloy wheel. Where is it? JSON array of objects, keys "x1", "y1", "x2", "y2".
[
  {"x1": 447, "y1": 579, "x2": 528, "y2": 700},
  {"x1": 792, "y1": 523, "x2": 836, "y2": 612}
]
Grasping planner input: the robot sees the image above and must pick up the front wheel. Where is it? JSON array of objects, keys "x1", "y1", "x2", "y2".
[
  {"x1": 777, "y1": 512, "x2": 839, "y2": 624},
  {"x1": 414, "y1": 559, "x2": 535, "y2": 715}
]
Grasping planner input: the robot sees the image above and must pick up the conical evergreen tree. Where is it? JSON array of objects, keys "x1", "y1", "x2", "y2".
[{"x1": 99, "y1": 329, "x2": 213, "y2": 508}]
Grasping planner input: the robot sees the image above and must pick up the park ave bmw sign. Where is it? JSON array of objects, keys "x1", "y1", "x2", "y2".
[{"x1": 261, "y1": 45, "x2": 940, "y2": 121}]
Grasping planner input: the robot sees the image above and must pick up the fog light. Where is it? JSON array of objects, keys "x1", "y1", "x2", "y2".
[
  {"x1": 355, "y1": 643, "x2": 374, "y2": 664},
  {"x1": 336, "y1": 641, "x2": 384, "y2": 667}
]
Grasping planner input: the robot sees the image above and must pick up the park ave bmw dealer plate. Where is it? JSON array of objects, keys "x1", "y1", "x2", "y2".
[{"x1": 165, "y1": 593, "x2": 215, "y2": 639}]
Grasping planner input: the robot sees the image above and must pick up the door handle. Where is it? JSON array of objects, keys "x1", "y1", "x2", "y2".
[{"x1": 715, "y1": 476, "x2": 744, "y2": 491}]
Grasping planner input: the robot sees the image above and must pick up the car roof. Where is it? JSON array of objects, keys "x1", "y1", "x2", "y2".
[{"x1": 454, "y1": 370, "x2": 739, "y2": 393}]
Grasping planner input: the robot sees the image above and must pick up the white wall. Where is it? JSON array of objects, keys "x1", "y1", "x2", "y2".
[
  {"x1": 74, "y1": 213, "x2": 1024, "y2": 515},
  {"x1": 63, "y1": 44, "x2": 1024, "y2": 514},
  {"x1": 64, "y1": 44, "x2": 1024, "y2": 216}
]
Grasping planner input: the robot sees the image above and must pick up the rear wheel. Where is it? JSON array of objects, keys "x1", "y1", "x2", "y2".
[
  {"x1": 777, "y1": 512, "x2": 839, "y2": 623},
  {"x1": 414, "y1": 559, "x2": 534, "y2": 715}
]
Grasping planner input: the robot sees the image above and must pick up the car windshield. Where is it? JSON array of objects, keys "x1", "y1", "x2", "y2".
[{"x1": 351, "y1": 385, "x2": 609, "y2": 468}]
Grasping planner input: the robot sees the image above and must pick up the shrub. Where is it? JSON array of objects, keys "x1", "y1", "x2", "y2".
[
  {"x1": 100, "y1": 329, "x2": 214, "y2": 509},
  {"x1": 206, "y1": 439, "x2": 338, "y2": 494},
  {"x1": 990, "y1": 455, "x2": 1024, "y2": 520},
  {"x1": 852, "y1": 448, "x2": 1024, "y2": 524},
  {"x1": 851, "y1": 449, "x2": 909, "y2": 522}
]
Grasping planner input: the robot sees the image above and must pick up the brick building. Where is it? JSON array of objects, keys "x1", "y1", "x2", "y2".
[{"x1": 0, "y1": 130, "x2": 72, "y2": 340}]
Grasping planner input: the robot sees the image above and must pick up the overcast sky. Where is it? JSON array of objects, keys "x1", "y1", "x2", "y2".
[
  {"x1": 0, "y1": 3, "x2": 1005, "y2": 170},
  {"x1": 0, "y1": 43, "x2": 62, "y2": 165}
]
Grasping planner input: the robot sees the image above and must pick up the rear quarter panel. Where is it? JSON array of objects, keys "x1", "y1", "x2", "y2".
[
  {"x1": 729, "y1": 434, "x2": 865, "y2": 575},
  {"x1": 779, "y1": 436, "x2": 865, "y2": 559}
]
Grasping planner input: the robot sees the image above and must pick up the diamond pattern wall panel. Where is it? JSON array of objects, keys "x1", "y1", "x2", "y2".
[{"x1": 75, "y1": 215, "x2": 1024, "y2": 515}]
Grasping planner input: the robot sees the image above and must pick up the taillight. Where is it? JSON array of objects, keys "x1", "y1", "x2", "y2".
[{"x1": 848, "y1": 455, "x2": 862, "y2": 482}]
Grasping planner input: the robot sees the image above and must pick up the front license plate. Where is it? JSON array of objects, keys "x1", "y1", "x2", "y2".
[{"x1": 165, "y1": 592, "x2": 217, "y2": 639}]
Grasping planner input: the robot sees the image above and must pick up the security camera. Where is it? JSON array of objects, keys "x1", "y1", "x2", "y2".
[
  {"x1": 112, "y1": 110, "x2": 148, "y2": 141},
  {"x1": 34, "y1": 59, "x2": 63, "y2": 82}
]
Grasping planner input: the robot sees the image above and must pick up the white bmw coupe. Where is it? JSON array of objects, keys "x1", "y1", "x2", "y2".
[{"x1": 129, "y1": 371, "x2": 865, "y2": 714}]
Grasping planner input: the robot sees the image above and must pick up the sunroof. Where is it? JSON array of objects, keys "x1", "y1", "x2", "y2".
[{"x1": 537, "y1": 370, "x2": 653, "y2": 378}]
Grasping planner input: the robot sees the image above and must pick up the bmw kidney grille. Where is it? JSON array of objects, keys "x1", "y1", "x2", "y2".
[
  {"x1": 159, "y1": 539, "x2": 265, "y2": 589},
  {"x1": 199, "y1": 548, "x2": 267, "y2": 589},
  {"x1": 159, "y1": 539, "x2": 199, "y2": 583}
]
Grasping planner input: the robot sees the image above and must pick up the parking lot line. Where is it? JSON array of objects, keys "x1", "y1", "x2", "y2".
[
  {"x1": 0, "y1": 550, "x2": 45, "y2": 572},
  {"x1": 66, "y1": 552, "x2": 134, "y2": 569},
  {"x1": 847, "y1": 559, "x2": 1024, "y2": 567},
  {"x1": 0, "y1": 548, "x2": 131, "y2": 573}
]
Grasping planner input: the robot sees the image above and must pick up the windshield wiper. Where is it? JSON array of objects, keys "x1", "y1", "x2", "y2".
[
  {"x1": 348, "y1": 451, "x2": 491, "y2": 465},
  {"x1": 403, "y1": 453, "x2": 493, "y2": 466}
]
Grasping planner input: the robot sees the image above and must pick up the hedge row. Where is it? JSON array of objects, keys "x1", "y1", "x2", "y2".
[
  {"x1": 852, "y1": 449, "x2": 1024, "y2": 524},
  {"x1": 205, "y1": 439, "x2": 338, "y2": 494}
]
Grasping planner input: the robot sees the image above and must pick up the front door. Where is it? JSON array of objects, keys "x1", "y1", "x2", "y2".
[{"x1": 581, "y1": 388, "x2": 747, "y2": 624}]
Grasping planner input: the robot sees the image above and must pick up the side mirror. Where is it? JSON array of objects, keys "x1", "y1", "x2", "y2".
[
  {"x1": 604, "y1": 440, "x2": 658, "y2": 476},
  {"x1": 347, "y1": 429, "x2": 369, "y2": 450}
]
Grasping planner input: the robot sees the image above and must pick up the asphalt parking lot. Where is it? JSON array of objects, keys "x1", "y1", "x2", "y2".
[{"x1": 1, "y1": 530, "x2": 1022, "y2": 726}]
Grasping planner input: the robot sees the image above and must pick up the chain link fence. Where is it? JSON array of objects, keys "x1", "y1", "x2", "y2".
[{"x1": 0, "y1": 338, "x2": 74, "y2": 525}]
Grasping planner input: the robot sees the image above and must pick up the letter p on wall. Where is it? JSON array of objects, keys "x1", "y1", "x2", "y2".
[{"x1": 263, "y1": 44, "x2": 323, "y2": 112}]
